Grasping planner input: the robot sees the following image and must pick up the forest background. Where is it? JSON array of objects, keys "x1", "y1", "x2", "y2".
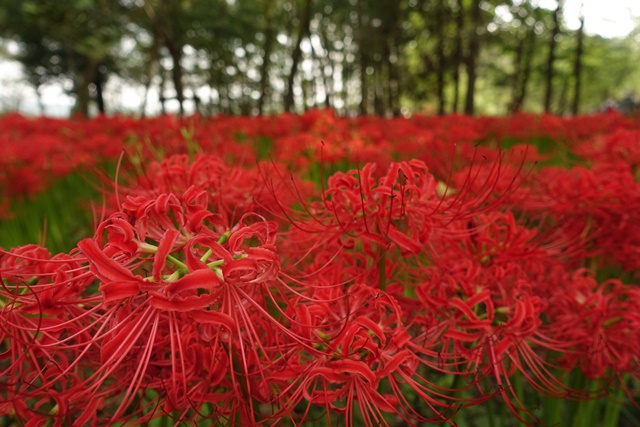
[{"x1": 0, "y1": 0, "x2": 639, "y2": 118}]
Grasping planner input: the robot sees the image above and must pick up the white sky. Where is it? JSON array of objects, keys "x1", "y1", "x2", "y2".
[
  {"x1": 1, "y1": 1, "x2": 639, "y2": 116},
  {"x1": 541, "y1": 0, "x2": 640, "y2": 38}
]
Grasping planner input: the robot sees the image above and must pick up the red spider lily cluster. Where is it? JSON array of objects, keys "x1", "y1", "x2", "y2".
[
  {"x1": 1, "y1": 110, "x2": 640, "y2": 426},
  {"x1": 2, "y1": 110, "x2": 639, "y2": 217}
]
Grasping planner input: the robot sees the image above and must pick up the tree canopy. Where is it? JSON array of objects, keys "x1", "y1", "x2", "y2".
[{"x1": 0, "y1": 0, "x2": 638, "y2": 116}]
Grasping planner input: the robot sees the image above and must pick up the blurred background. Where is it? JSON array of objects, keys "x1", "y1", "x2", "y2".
[{"x1": 0, "y1": 0, "x2": 639, "y2": 118}]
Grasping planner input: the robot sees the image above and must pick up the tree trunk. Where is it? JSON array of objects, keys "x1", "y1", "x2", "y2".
[
  {"x1": 144, "y1": 0, "x2": 185, "y2": 115},
  {"x1": 35, "y1": 85, "x2": 45, "y2": 115},
  {"x1": 374, "y1": 62, "x2": 385, "y2": 116},
  {"x1": 159, "y1": 64, "x2": 167, "y2": 115},
  {"x1": 310, "y1": 34, "x2": 333, "y2": 109},
  {"x1": 220, "y1": 85, "x2": 230, "y2": 114},
  {"x1": 72, "y1": 57, "x2": 99, "y2": 116},
  {"x1": 357, "y1": 0, "x2": 369, "y2": 115},
  {"x1": 572, "y1": 8, "x2": 585, "y2": 115},
  {"x1": 451, "y1": 0, "x2": 464, "y2": 113},
  {"x1": 257, "y1": 0, "x2": 276, "y2": 115},
  {"x1": 387, "y1": 44, "x2": 400, "y2": 116},
  {"x1": 318, "y1": 29, "x2": 334, "y2": 109},
  {"x1": 435, "y1": 0, "x2": 447, "y2": 115},
  {"x1": 284, "y1": 0, "x2": 313, "y2": 113},
  {"x1": 93, "y1": 63, "x2": 105, "y2": 114},
  {"x1": 166, "y1": 39, "x2": 185, "y2": 116},
  {"x1": 382, "y1": 0, "x2": 400, "y2": 116},
  {"x1": 464, "y1": 0, "x2": 482, "y2": 116},
  {"x1": 544, "y1": 0, "x2": 564, "y2": 113},
  {"x1": 141, "y1": 28, "x2": 160, "y2": 117},
  {"x1": 206, "y1": 72, "x2": 218, "y2": 115},
  {"x1": 557, "y1": 75, "x2": 569, "y2": 114},
  {"x1": 509, "y1": 35, "x2": 525, "y2": 113},
  {"x1": 382, "y1": 42, "x2": 391, "y2": 116},
  {"x1": 340, "y1": 42, "x2": 350, "y2": 115},
  {"x1": 463, "y1": 1, "x2": 480, "y2": 115},
  {"x1": 511, "y1": 15, "x2": 537, "y2": 113}
]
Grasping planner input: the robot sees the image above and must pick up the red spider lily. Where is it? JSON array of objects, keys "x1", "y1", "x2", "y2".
[
  {"x1": 522, "y1": 161, "x2": 640, "y2": 270},
  {"x1": 4, "y1": 188, "x2": 298, "y2": 424},
  {"x1": 277, "y1": 285, "x2": 488, "y2": 426},
  {"x1": 66, "y1": 191, "x2": 319, "y2": 424},
  {"x1": 408, "y1": 209, "x2": 611, "y2": 424},
  {"x1": 124, "y1": 154, "x2": 261, "y2": 221},
  {"x1": 577, "y1": 129, "x2": 640, "y2": 170},
  {"x1": 3, "y1": 111, "x2": 640, "y2": 426},
  {"x1": 416, "y1": 278, "x2": 588, "y2": 425},
  {"x1": 0, "y1": 245, "x2": 102, "y2": 424},
  {"x1": 272, "y1": 158, "x2": 499, "y2": 295},
  {"x1": 546, "y1": 270, "x2": 640, "y2": 381}
]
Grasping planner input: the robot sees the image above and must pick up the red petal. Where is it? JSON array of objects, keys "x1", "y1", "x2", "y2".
[
  {"x1": 386, "y1": 225, "x2": 422, "y2": 253},
  {"x1": 149, "y1": 292, "x2": 217, "y2": 312},
  {"x1": 78, "y1": 238, "x2": 136, "y2": 283},
  {"x1": 153, "y1": 229, "x2": 180, "y2": 281},
  {"x1": 164, "y1": 268, "x2": 222, "y2": 295},
  {"x1": 188, "y1": 310, "x2": 236, "y2": 330},
  {"x1": 327, "y1": 359, "x2": 376, "y2": 384},
  {"x1": 379, "y1": 350, "x2": 412, "y2": 377},
  {"x1": 99, "y1": 280, "x2": 141, "y2": 302}
]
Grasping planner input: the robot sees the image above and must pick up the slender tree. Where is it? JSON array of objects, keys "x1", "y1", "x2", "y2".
[
  {"x1": 381, "y1": 0, "x2": 401, "y2": 116},
  {"x1": 572, "y1": 4, "x2": 585, "y2": 115},
  {"x1": 451, "y1": 0, "x2": 464, "y2": 113},
  {"x1": 0, "y1": 0, "x2": 126, "y2": 116},
  {"x1": 284, "y1": 0, "x2": 314, "y2": 112},
  {"x1": 258, "y1": 0, "x2": 276, "y2": 115},
  {"x1": 315, "y1": 25, "x2": 335, "y2": 109},
  {"x1": 2, "y1": 0, "x2": 639, "y2": 117},
  {"x1": 356, "y1": 0, "x2": 370, "y2": 115},
  {"x1": 435, "y1": 0, "x2": 447, "y2": 115},
  {"x1": 139, "y1": 27, "x2": 161, "y2": 117},
  {"x1": 93, "y1": 63, "x2": 106, "y2": 114},
  {"x1": 464, "y1": 0, "x2": 482, "y2": 115},
  {"x1": 543, "y1": 0, "x2": 564, "y2": 113},
  {"x1": 509, "y1": 5, "x2": 538, "y2": 113}
]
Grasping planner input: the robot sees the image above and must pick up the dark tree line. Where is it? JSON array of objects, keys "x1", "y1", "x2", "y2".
[{"x1": 0, "y1": 0, "x2": 637, "y2": 117}]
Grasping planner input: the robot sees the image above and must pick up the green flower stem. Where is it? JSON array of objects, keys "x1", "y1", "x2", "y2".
[
  {"x1": 486, "y1": 395, "x2": 499, "y2": 427},
  {"x1": 571, "y1": 391, "x2": 600, "y2": 427},
  {"x1": 137, "y1": 242, "x2": 158, "y2": 254},
  {"x1": 207, "y1": 259, "x2": 224, "y2": 268},
  {"x1": 378, "y1": 249, "x2": 386, "y2": 292},
  {"x1": 200, "y1": 248, "x2": 213, "y2": 263},
  {"x1": 199, "y1": 231, "x2": 231, "y2": 263},
  {"x1": 138, "y1": 241, "x2": 188, "y2": 273},
  {"x1": 603, "y1": 376, "x2": 627, "y2": 427},
  {"x1": 166, "y1": 254, "x2": 188, "y2": 273},
  {"x1": 513, "y1": 370, "x2": 526, "y2": 422},
  {"x1": 565, "y1": 370, "x2": 586, "y2": 423},
  {"x1": 165, "y1": 270, "x2": 182, "y2": 282},
  {"x1": 212, "y1": 267, "x2": 224, "y2": 280},
  {"x1": 218, "y1": 231, "x2": 230, "y2": 245},
  {"x1": 572, "y1": 378, "x2": 602, "y2": 427},
  {"x1": 541, "y1": 395, "x2": 564, "y2": 427},
  {"x1": 440, "y1": 375, "x2": 471, "y2": 427}
]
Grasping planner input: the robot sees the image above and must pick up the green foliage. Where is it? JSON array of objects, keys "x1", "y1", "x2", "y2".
[
  {"x1": 0, "y1": 171, "x2": 107, "y2": 254},
  {"x1": 0, "y1": 0, "x2": 639, "y2": 115}
]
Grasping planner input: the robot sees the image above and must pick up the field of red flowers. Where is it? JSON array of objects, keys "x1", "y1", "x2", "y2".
[{"x1": 1, "y1": 110, "x2": 640, "y2": 426}]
